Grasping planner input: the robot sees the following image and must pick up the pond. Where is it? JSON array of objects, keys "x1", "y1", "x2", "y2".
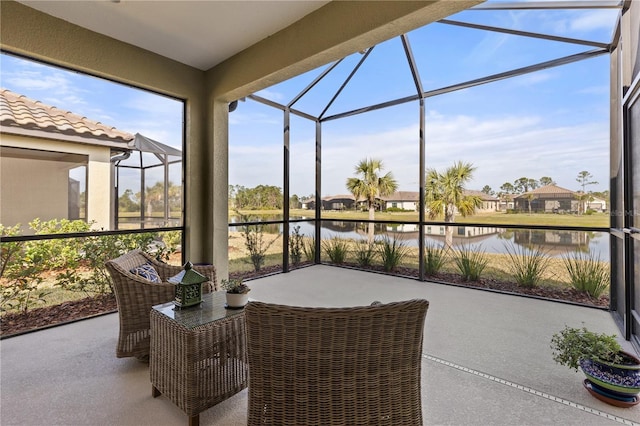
[{"x1": 229, "y1": 217, "x2": 610, "y2": 261}]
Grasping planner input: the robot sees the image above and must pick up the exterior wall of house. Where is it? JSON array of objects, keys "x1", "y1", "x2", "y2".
[
  {"x1": 1, "y1": 155, "x2": 68, "y2": 228},
  {"x1": 0, "y1": 134, "x2": 111, "y2": 231},
  {"x1": 385, "y1": 201, "x2": 417, "y2": 211}
]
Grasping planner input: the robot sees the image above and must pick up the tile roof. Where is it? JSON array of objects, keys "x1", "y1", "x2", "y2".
[
  {"x1": 463, "y1": 189, "x2": 499, "y2": 201},
  {"x1": 514, "y1": 184, "x2": 576, "y2": 198},
  {"x1": 380, "y1": 191, "x2": 420, "y2": 202},
  {"x1": 0, "y1": 88, "x2": 133, "y2": 143}
]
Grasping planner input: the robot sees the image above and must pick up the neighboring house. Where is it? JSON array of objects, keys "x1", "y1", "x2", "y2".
[
  {"x1": 464, "y1": 190, "x2": 500, "y2": 213},
  {"x1": 321, "y1": 194, "x2": 356, "y2": 211},
  {"x1": 381, "y1": 191, "x2": 419, "y2": 211},
  {"x1": 514, "y1": 184, "x2": 579, "y2": 213},
  {"x1": 0, "y1": 88, "x2": 133, "y2": 233},
  {"x1": 586, "y1": 197, "x2": 607, "y2": 212}
]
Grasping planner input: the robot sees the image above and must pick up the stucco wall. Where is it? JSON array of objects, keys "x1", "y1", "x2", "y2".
[
  {"x1": 1, "y1": 155, "x2": 69, "y2": 230},
  {"x1": 0, "y1": 133, "x2": 112, "y2": 232}
]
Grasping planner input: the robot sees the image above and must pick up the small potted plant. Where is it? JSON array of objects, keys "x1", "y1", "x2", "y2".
[
  {"x1": 221, "y1": 277, "x2": 250, "y2": 309},
  {"x1": 550, "y1": 325, "x2": 640, "y2": 406}
]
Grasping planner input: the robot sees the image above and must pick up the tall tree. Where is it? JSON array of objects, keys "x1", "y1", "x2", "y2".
[
  {"x1": 499, "y1": 182, "x2": 516, "y2": 210},
  {"x1": 576, "y1": 171, "x2": 598, "y2": 214},
  {"x1": 346, "y1": 158, "x2": 398, "y2": 242},
  {"x1": 513, "y1": 177, "x2": 538, "y2": 194},
  {"x1": 539, "y1": 176, "x2": 556, "y2": 186},
  {"x1": 481, "y1": 185, "x2": 494, "y2": 196},
  {"x1": 425, "y1": 161, "x2": 482, "y2": 247}
]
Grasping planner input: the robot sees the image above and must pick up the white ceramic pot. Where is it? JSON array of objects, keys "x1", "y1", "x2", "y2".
[{"x1": 225, "y1": 292, "x2": 249, "y2": 308}]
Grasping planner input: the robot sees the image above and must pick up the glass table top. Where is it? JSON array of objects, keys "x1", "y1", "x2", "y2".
[{"x1": 152, "y1": 291, "x2": 245, "y2": 329}]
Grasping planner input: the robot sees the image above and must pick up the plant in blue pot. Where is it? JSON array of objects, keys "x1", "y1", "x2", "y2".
[{"x1": 551, "y1": 325, "x2": 640, "y2": 407}]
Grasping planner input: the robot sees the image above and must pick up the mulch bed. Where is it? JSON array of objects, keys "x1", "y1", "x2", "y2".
[{"x1": 1, "y1": 264, "x2": 608, "y2": 338}]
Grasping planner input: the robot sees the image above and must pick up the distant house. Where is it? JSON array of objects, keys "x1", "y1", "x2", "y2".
[
  {"x1": 586, "y1": 197, "x2": 607, "y2": 212},
  {"x1": 322, "y1": 194, "x2": 356, "y2": 210},
  {"x1": 381, "y1": 191, "x2": 419, "y2": 211},
  {"x1": 464, "y1": 190, "x2": 500, "y2": 213},
  {"x1": 514, "y1": 184, "x2": 579, "y2": 213},
  {"x1": 0, "y1": 89, "x2": 132, "y2": 232}
]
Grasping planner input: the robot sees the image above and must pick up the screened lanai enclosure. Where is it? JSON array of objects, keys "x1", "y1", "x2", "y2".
[
  {"x1": 228, "y1": 0, "x2": 640, "y2": 346},
  {"x1": 2, "y1": 0, "x2": 639, "y2": 349},
  {"x1": 113, "y1": 133, "x2": 182, "y2": 230}
]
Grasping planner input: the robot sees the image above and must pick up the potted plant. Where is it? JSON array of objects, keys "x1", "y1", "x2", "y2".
[
  {"x1": 221, "y1": 277, "x2": 250, "y2": 309},
  {"x1": 550, "y1": 325, "x2": 640, "y2": 406}
]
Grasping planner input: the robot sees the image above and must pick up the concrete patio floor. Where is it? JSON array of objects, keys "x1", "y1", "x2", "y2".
[{"x1": 2, "y1": 265, "x2": 640, "y2": 426}]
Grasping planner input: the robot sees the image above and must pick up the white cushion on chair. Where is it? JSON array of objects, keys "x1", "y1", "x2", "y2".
[{"x1": 130, "y1": 263, "x2": 161, "y2": 283}]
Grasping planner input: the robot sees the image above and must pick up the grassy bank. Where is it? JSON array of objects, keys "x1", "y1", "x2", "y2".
[{"x1": 232, "y1": 209, "x2": 609, "y2": 228}]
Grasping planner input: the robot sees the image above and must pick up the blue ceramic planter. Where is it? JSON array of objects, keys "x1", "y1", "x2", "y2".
[{"x1": 579, "y1": 352, "x2": 640, "y2": 397}]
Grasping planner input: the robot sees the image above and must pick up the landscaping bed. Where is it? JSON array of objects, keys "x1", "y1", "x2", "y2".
[{"x1": 1, "y1": 261, "x2": 608, "y2": 338}]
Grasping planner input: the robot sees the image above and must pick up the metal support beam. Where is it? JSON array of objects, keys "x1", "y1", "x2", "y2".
[
  {"x1": 470, "y1": 1, "x2": 622, "y2": 10},
  {"x1": 439, "y1": 19, "x2": 610, "y2": 49}
]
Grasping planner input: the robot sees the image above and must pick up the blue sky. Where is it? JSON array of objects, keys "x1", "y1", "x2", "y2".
[{"x1": 1, "y1": 2, "x2": 618, "y2": 198}]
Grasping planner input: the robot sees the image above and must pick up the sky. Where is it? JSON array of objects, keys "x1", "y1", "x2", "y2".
[{"x1": 0, "y1": 1, "x2": 619, "y2": 198}]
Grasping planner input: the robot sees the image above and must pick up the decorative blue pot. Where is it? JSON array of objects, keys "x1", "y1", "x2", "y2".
[{"x1": 580, "y1": 351, "x2": 640, "y2": 397}]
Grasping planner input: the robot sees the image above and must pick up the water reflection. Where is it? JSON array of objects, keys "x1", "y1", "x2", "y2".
[{"x1": 228, "y1": 218, "x2": 609, "y2": 261}]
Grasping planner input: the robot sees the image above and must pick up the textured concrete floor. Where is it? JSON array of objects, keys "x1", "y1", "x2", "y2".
[{"x1": 2, "y1": 265, "x2": 639, "y2": 426}]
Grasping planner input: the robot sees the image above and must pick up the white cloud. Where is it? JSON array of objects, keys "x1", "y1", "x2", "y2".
[{"x1": 232, "y1": 112, "x2": 609, "y2": 197}]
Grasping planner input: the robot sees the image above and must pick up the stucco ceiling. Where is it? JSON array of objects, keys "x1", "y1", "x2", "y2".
[{"x1": 19, "y1": 1, "x2": 330, "y2": 71}]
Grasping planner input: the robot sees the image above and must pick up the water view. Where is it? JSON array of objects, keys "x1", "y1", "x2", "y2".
[{"x1": 229, "y1": 217, "x2": 610, "y2": 261}]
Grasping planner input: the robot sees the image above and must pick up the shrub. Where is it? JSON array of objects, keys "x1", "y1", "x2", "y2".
[
  {"x1": 0, "y1": 224, "x2": 49, "y2": 314},
  {"x1": 563, "y1": 251, "x2": 610, "y2": 298},
  {"x1": 550, "y1": 325, "x2": 623, "y2": 371},
  {"x1": 233, "y1": 212, "x2": 280, "y2": 272},
  {"x1": 55, "y1": 232, "x2": 163, "y2": 295},
  {"x1": 377, "y1": 236, "x2": 408, "y2": 272},
  {"x1": 26, "y1": 218, "x2": 93, "y2": 270},
  {"x1": 424, "y1": 241, "x2": 448, "y2": 276},
  {"x1": 504, "y1": 243, "x2": 550, "y2": 287},
  {"x1": 354, "y1": 240, "x2": 377, "y2": 267},
  {"x1": 289, "y1": 225, "x2": 304, "y2": 267},
  {"x1": 322, "y1": 237, "x2": 349, "y2": 264},
  {"x1": 451, "y1": 244, "x2": 488, "y2": 281}
]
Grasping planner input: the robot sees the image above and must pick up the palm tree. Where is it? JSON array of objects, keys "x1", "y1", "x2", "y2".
[
  {"x1": 346, "y1": 158, "x2": 398, "y2": 242},
  {"x1": 425, "y1": 161, "x2": 482, "y2": 247}
]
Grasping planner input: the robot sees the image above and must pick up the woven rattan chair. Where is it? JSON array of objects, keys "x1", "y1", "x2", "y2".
[
  {"x1": 105, "y1": 249, "x2": 217, "y2": 359},
  {"x1": 245, "y1": 298, "x2": 429, "y2": 426}
]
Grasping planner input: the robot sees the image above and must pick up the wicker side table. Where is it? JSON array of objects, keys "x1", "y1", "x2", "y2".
[{"x1": 150, "y1": 292, "x2": 248, "y2": 426}]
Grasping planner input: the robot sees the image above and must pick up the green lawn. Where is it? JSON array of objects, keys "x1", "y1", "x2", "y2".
[{"x1": 233, "y1": 209, "x2": 609, "y2": 228}]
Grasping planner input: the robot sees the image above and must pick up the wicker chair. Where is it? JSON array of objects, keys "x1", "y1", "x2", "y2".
[
  {"x1": 245, "y1": 298, "x2": 429, "y2": 426},
  {"x1": 105, "y1": 249, "x2": 217, "y2": 359}
]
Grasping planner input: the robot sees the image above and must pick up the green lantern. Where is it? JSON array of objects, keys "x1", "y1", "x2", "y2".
[{"x1": 169, "y1": 261, "x2": 207, "y2": 309}]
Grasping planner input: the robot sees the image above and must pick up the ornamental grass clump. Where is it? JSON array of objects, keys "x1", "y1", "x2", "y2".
[
  {"x1": 354, "y1": 240, "x2": 377, "y2": 267},
  {"x1": 451, "y1": 244, "x2": 488, "y2": 281},
  {"x1": 424, "y1": 241, "x2": 448, "y2": 276},
  {"x1": 377, "y1": 236, "x2": 408, "y2": 272},
  {"x1": 302, "y1": 237, "x2": 316, "y2": 262},
  {"x1": 563, "y1": 251, "x2": 610, "y2": 298},
  {"x1": 504, "y1": 242, "x2": 551, "y2": 288},
  {"x1": 550, "y1": 325, "x2": 623, "y2": 371},
  {"x1": 322, "y1": 237, "x2": 349, "y2": 264}
]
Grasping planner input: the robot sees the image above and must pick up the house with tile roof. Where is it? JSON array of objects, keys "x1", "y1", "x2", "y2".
[
  {"x1": 0, "y1": 88, "x2": 133, "y2": 232},
  {"x1": 513, "y1": 184, "x2": 580, "y2": 214},
  {"x1": 381, "y1": 191, "x2": 419, "y2": 211},
  {"x1": 381, "y1": 190, "x2": 499, "y2": 213}
]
